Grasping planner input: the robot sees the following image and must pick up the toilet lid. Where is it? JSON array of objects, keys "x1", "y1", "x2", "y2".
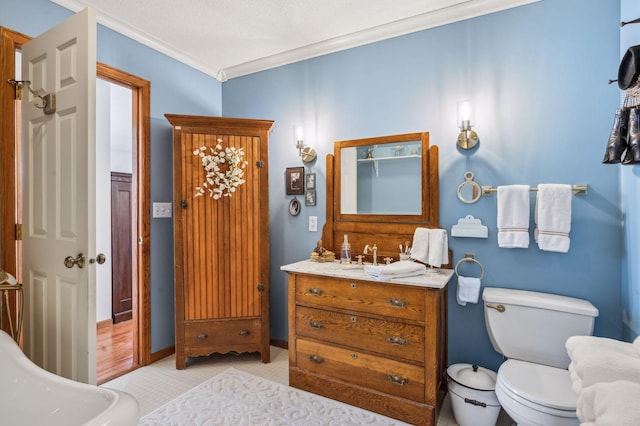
[{"x1": 498, "y1": 359, "x2": 577, "y2": 411}]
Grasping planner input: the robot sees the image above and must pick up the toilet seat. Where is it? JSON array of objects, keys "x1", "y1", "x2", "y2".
[{"x1": 497, "y1": 359, "x2": 577, "y2": 418}]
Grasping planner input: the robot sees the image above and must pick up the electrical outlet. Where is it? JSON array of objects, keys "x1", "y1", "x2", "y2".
[
  {"x1": 309, "y1": 215, "x2": 318, "y2": 232},
  {"x1": 153, "y1": 202, "x2": 173, "y2": 218}
]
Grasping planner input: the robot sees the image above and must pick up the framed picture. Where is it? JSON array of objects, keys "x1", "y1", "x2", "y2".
[
  {"x1": 305, "y1": 189, "x2": 316, "y2": 206},
  {"x1": 289, "y1": 197, "x2": 301, "y2": 216},
  {"x1": 285, "y1": 167, "x2": 305, "y2": 195},
  {"x1": 305, "y1": 172, "x2": 316, "y2": 190}
]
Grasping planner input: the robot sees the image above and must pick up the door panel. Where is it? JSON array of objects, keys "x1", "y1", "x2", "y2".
[
  {"x1": 21, "y1": 7, "x2": 97, "y2": 384},
  {"x1": 111, "y1": 172, "x2": 132, "y2": 323}
]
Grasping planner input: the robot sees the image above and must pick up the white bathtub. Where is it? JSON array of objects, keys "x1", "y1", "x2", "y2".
[{"x1": 0, "y1": 329, "x2": 139, "y2": 425}]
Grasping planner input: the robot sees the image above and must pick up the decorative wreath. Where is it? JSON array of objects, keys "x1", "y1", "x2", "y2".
[{"x1": 193, "y1": 138, "x2": 249, "y2": 199}]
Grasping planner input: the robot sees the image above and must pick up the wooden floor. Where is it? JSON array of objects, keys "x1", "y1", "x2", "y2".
[{"x1": 97, "y1": 319, "x2": 134, "y2": 385}]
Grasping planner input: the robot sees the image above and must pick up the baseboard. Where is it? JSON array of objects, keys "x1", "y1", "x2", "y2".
[
  {"x1": 151, "y1": 345, "x2": 175, "y2": 363},
  {"x1": 270, "y1": 338, "x2": 288, "y2": 349},
  {"x1": 96, "y1": 319, "x2": 113, "y2": 330}
]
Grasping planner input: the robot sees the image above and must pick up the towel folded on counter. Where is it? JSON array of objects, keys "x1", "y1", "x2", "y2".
[
  {"x1": 456, "y1": 275, "x2": 481, "y2": 306},
  {"x1": 364, "y1": 260, "x2": 427, "y2": 281},
  {"x1": 497, "y1": 185, "x2": 530, "y2": 248},
  {"x1": 535, "y1": 184, "x2": 572, "y2": 253},
  {"x1": 577, "y1": 380, "x2": 640, "y2": 426},
  {"x1": 410, "y1": 228, "x2": 448, "y2": 267}
]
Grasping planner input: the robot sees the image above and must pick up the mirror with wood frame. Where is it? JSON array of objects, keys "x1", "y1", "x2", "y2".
[{"x1": 322, "y1": 132, "x2": 440, "y2": 262}]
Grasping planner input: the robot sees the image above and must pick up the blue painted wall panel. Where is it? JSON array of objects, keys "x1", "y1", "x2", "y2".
[{"x1": 223, "y1": 0, "x2": 623, "y2": 370}]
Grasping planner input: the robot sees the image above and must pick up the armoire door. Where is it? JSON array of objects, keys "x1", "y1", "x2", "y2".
[{"x1": 111, "y1": 172, "x2": 132, "y2": 323}]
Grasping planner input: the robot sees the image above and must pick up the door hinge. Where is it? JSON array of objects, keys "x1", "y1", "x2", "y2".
[
  {"x1": 257, "y1": 283, "x2": 265, "y2": 292},
  {"x1": 15, "y1": 224, "x2": 22, "y2": 241}
]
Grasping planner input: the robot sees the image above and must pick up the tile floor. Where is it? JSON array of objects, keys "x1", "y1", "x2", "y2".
[{"x1": 103, "y1": 346, "x2": 514, "y2": 425}]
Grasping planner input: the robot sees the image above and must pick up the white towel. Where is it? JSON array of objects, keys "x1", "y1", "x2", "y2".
[
  {"x1": 566, "y1": 335, "x2": 638, "y2": 361},
  {"x1": 456, "y1": 275, "x2": 481, "y2": 306},
  {"x1": 497, "y1": 185, "x2": 530, "y2": 248},
  {"x1": 577, "y1": 380, "x2": 640, "y2": 425},
  {"x1": 410, "y1": 228, "x2": 449, "y2": 267},
  {"x1": 535, "y1": 184, "x2": 572, "y2": 253},
  {"x1": 634, "y1": 335, "x2": 640, "y2": 357},
  {"x1": 364, "y1": 260, "x2": 426, "y2": 281},
  {"x1": 569, "y1": 350, "x2": 640, "y2": 392}
]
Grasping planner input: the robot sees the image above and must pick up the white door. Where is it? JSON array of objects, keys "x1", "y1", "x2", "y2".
[{"x1": 21, "y1": 8, "x2": 98, "y2": 384}]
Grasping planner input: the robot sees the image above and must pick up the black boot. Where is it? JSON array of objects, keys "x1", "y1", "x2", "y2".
[
  {"x1": 623, "y1": 107, "x2": 640, "y2": 165},
  {"x1": 603, "y1": 108, "x2": 630, "y2": 164}
]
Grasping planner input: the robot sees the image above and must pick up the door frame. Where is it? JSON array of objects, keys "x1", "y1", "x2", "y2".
[{"x1": 0, "y1": 26, "x2": 152, "y2": 367}]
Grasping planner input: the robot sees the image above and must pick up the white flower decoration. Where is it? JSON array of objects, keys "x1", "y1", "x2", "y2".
[{"x1": 194, "y1": 138, "x2": 249, "y2": 199}]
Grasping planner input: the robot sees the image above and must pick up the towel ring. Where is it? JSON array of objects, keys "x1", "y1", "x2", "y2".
[{"x1": 454, "y1": 257, "x2": 485, "y2": 280}]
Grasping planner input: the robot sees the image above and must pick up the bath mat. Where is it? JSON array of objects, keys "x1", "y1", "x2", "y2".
[{"x1": 138, "y1": 367, "x2": 408, "y2": 425}]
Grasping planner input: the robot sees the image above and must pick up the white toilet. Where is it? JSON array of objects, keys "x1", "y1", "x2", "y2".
[{"x1": 482, "y1": 287, "x2": 599, "y2": 426}]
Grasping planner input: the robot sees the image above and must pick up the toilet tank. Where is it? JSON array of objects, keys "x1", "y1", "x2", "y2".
[{"x1": 483, "y1": 287, "x2": 599, "y2": 369}]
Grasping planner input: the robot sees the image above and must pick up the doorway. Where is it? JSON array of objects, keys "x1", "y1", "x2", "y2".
[{"x1": 0, "y1": 27, "x2": 151, "y2": 381}]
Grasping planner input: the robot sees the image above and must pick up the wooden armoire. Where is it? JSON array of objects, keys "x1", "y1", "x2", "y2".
[{"x1": 166, "y1": 114, "x2": 273, "y2": 369}]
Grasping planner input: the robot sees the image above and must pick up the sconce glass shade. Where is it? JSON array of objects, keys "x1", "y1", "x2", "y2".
[
  {"x1": 456, "y1": 99, "x2": 479, "y2": 149},
  {"x1": 294, "y1": 124, "x2": 304, "y2": 154}
]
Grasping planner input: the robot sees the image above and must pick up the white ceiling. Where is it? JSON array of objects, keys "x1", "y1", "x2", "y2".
[{"x1": 50, "y1": 0, "x2": 539, "y2": 81}]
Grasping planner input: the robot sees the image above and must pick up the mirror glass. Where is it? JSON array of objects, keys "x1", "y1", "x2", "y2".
[
  {"x1": 340, "y1": 141, "x2": 422, "y2": 215},
  {"x1": 456, "y1": 171, "x2": 482, "y2": 204}
]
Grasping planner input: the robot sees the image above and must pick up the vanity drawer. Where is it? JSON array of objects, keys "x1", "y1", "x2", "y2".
[
  {"x1": 295, "y1": 275, "x2": 426, "y2": 321},
  {"x1": 296, "y1": 305, "x2": 425, "y2": 363},
  {"x1": 296, "y1": 338, "x2": 425, "y2": 402},
  {"x1": 184, "y1": 319, "x2": 261, "y2": 351}
]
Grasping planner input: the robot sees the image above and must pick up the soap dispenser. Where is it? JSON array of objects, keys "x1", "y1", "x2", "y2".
[{"x1": 340, "y1": 235, "x2": 352, "y2": 264}]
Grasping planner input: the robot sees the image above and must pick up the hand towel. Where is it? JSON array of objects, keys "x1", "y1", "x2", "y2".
[
  {"x1": 410, "y1": 228, "x2": 449, "y2": 267},
  {"x1": 497, "y1": 185, "x2": 530, "y2": 248},
  {"x1": 456, "y1": 275, "x2": 481, "y2": 306},
  {"x1": 534, "y1": 184, "x2": 572, "y2": 253},
  {"x1": 577, "y1": 380, "x2": 640, "y2": 425},
  {"x1": 364, "y1": 260, "x2": 427, "y2": 281},
  {"x1": 634, "y1": 335, "x2": 640, "y2": 357},
  {"x1": 427, "y1": 228, "x2": 449, "y2": 267},
  {"x1": 410, "y1": 227, "x2": 430, "y2": 264}
]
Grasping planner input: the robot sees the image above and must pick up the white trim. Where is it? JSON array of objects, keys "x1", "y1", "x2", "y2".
[{"x1": 51, "y1": 0, "x2": 540, "y2": 81}]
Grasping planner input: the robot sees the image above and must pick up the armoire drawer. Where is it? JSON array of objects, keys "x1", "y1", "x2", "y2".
[
  {"x1": 295, "y1": 275, "x2": 426, "y2": 322},
  {"x1": 184, "y1": 319, "x2": 261, "y2": 349},
  {"x1": 296, "y1": 338, "x2": 425, "y2": 402},
  {"x1": 295, "y1": 305, "x2": 425, "y2": 363}
]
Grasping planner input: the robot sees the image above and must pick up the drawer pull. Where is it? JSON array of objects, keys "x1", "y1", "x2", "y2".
[
  {"x1": 308, "y1": 320, "x2": 324, "y2": 329},
  {"x1": 387, "y1": 298, "x2": 409, "y2": 308},
  {"x1": 197, "y1": 333, "x2": 208, "y2": 340},
  {"x1": 308, "y1": 287, "x2": 324, "y2": 296},
  {"x1": 387, "y1": 374, "x2": 408, "y2": 386},
  {"x1": 387, "y1": 335, "x2": 408, "y2": 346},
  {"x1": 239, "y1": 330, "x2": 250, "y2": 336},
  {"x1": 309, "y1": 354, "x2": 324, "y2": 364}
]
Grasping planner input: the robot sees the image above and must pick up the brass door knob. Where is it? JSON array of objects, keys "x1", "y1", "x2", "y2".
[
  {"x1": 64, "y1": 253, "x2": 86, "y2": 269},
  {"x1": 90, "y1": 253, "x2": 106, "y2": 265}
]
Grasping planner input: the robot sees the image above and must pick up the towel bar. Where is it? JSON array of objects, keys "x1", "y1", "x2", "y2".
[
  {"x1": 454, "y1": 255, "x2": 485, "y2": 280},
  {"x1": 481, "y1": 183, "x2": 587, "y2": 197}
]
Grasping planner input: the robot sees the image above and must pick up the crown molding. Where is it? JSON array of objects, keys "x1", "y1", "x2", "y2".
[{"x1": 51, "y1": 0, "x2": 540, "y2": 82}]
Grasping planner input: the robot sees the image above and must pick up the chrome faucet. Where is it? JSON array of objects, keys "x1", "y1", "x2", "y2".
[{"x1": 363, "y1": 244, "x2": 378, "y2": 266}]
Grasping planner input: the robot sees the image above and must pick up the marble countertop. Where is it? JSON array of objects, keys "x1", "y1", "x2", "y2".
[{"x1": 280, "y1": 259, "x2": 453, "y2": 289}]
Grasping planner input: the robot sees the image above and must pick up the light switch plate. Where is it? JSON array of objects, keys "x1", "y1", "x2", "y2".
[
  {"x1": 153, "y1": 202, "x2": 173, "y2": 218},
  {"x1": 309, "y1": 215, "x2": 318, "y2": 232}
]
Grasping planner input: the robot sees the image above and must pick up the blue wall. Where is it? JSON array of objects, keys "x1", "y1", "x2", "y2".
[
  {"x1": 621, "y1": 0, "x2": 640, "y2": 342},
  {"x1": 223, "y1": 0, "x2": 624, "y2": 370},
  {"x1": 2, "y1": 0, "x2": 634, "y2": 370},
  {"x1": 0, "y1": 0, "x2": 222, "y2": 352}
]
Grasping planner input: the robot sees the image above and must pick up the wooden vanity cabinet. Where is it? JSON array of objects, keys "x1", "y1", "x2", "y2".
[
  {"x1": 166, "y1": 114, "x2": 273, "y2": 369},
  {"x1": 287, "y1": 272, "x2": 448, "y2": 425}
]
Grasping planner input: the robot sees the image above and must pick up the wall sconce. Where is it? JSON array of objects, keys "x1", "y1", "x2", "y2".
[
  {"x1": 457, "y1": 99, "x2": 479, "y2": 149},
  {"x1": 293, "y1": 124, "x2": 317, "y2": 163}
]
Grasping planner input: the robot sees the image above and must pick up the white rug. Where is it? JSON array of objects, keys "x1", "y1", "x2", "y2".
[{"x1": 139, "y1": 367, "x2": 409, "y2": 425}]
